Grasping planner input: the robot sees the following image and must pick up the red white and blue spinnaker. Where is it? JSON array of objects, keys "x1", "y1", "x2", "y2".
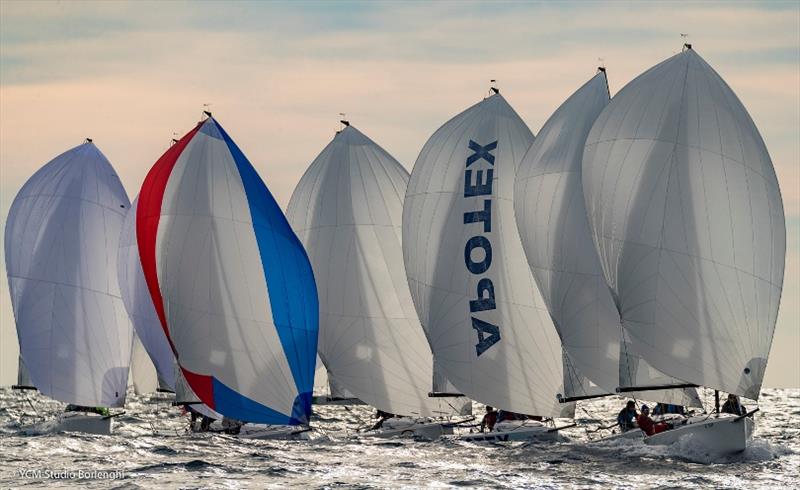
[{"x1": 136, "y1": 116, "x2": 319, "y2": 425}]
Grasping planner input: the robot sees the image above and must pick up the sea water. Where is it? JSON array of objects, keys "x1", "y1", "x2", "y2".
[{"x1": 0, "y1": 388, "x2": 797, "y2": 488}]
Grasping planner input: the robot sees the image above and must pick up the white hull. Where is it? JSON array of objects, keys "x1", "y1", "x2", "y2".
[
  {"x1": 458, "y1": 421, "x2": 561, "y2": 443},
  {"x1": 645, "y1": 414, "x2": 754, "y2": 455},
  {"x1": 57, "y1": 412, "x2": 112, "y2": 435},
  {"x1": 235, "y1": 425, "x2": 313, "y2": 440},
  {"x1": 363, "y1": 420, "x2": 452, "y2": 440}
]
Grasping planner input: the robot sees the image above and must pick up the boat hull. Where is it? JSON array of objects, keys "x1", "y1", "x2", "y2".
[
  {"x1": 235, "y1": 425, "x2": 312, "y2": 440},
  {"x1": 645, "y1": 414, "x2": 754, "y2": 455},
  {"x1": 57, "y1": 412, "x2": 112, "y2": 435},
  {"x1": 364, "y1": 420, "x2": 452, "y2": 440},
  {"x1": 459, "y1": 422, "x2": 560, "y2": 443}
]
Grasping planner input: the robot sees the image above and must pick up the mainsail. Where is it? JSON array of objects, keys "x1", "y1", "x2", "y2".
[
  {"x1": 118, "y1": 196, "x2": 176, "y2": 391},
  {"x1": 137, "y1": 116, "x2": 319, "y2": 425},
  {"x1": 582, "y1": 46, "x2": 785, "y2": 400},
  {"x1": 403, "y1": 93, "x2": 568, "y2": 417},
  {"x1": 287, "y1": 124, "x2": 463, "y2": 417},
  {"x1": 5, "y1": 141, "x2": 133, "y2": 407},
  {"x1": 513, "y1": 71, "x2": 700, "y2": 407}
]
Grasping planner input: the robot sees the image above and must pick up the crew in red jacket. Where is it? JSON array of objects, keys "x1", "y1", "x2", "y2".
[{"x1": 636, "y1": 404, "x2": 671, "y2": 436}]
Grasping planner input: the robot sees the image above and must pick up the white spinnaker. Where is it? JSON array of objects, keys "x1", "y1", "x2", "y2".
[
  {"x1": 582, "y1": 48, "x2": 785, "y2": 400},
  {"x1": 513, "y1": 72, "x2": 700, "y2": 408},
  {"x1": 129, "y1": 333, "x2": 158, "y2": 395},
  {"x1": 4, "y1": 142, "x2": 133, "y2": 407},
  {"x1": 118, "y1": 196, "x2": 176, "y2": 390},
  {"x1": 403, "y1": 93, "x2": 567, "y2": 417},
  {"x1": 287, "y1": 125, "x2": 457, "y2": 417}
]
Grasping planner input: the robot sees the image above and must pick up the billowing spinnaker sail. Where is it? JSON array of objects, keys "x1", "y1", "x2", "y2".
[
  {"x1": 129, "y1": 333, "x2": 158, "y2": 395},
  {"x1": 118, "y1": 196, "x2": 176, "y2": 390},
  {"x1": 403, "y1": 94, "x2": 566, "y2": 417},
  {"x1": 512, "y1": 72, "x2": 701, "y2": 407},
  {"x1": 582, "y1": 48, "x2": 785, "y2": 400},
  {"x1": 137, "y1": 117, "x2": 319, "y2": 424},
  {"x1": 4, "y1": 142, "x2": 133, "y2": 407},
  {"x1": 514, "y1": 72, "x2": 618, "y2": 396},
  {"x1": 287, "y1": 125, "x2": 455, "y2": 417}
]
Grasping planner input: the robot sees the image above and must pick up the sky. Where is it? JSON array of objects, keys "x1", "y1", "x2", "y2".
[{"x1": 0, "y1": 0, "x2": 798, "y2": 388}]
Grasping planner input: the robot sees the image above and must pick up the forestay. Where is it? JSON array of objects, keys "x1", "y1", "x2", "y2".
[
  {"x1": 287, "y1": 125, "x2": 461, "y2": 417},
  {"x1": 582, "y1": 47, "x2": 785, "y2": 400},
  {"x1": 118, "y1": 196, "x2": 176, "y2": 391},
  {"x1": 5, "y1": 142, "x2": 133, "y2": 407},
  {"x1": 403, "y1": 93, "x2": 568, "y2": 417},
  {"x1": 137, "y1": 116, "x2": 319, "y2": 424}
]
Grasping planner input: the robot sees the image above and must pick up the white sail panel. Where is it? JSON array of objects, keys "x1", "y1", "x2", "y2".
[
  {"x1": 287, "y1": 125, "x2": 456, "y2": 417},
  {"x1": 403, "y1": 93, "x2": 566, "y2": 417},
  {"x1": 5, "y1": 142, "x2": 133, "y2": 407},
  {"x1": 582, "y1": 48, "x2": 785, "y2": 400},
  {"x1": 129, "y1": 333, "x2": 158, "y2": 395},
  {"x1": 619, "y1": 340, "x2": 702, "y2": 407},
  {"x1": 313, "y1": 355, "x2": 329, "y2": 397},
  {"x1": 118, "y1": 196, "x2": 176, "y2": 390},
  {"x1": 561, "y1": 350, "x2": 608, "y2": 402}
]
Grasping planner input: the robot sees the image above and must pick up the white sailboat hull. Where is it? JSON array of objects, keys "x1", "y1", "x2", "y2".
[
  {"x1": 364, "y1": 419, "x2": 452, "y2": 440},
  {"x1": 644, "y1": 414, "x2": 754, "y2": 455},
  {"x1": 458, "y1": 421, "x2": 561, "y2": 443},
  {"x1": 57, "y1": 412, "x2": 112, "y2": 435},
  {"x1": 235, "y1": 425, "x2": 313, "y2": 440}
]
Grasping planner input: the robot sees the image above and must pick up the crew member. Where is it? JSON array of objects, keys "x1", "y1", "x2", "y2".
[
  {"x1": 616, "y1": 400, "x2": 638, "y2": 432},
  {"x1": 636, "y1": 404, "x2": 671, "y2": 436},
  {"x1": 480, "y1": 406, "x2": 498, "y2": 432}
]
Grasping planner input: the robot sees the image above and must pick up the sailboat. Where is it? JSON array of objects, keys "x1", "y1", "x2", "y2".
[
  {"x1": 5, "y1": 140, "x2": 134, "y2": 435},
  {"x1": 286, "y1": 122, "x2": 470, "y2": 439},
  {"x1": 513, "y1": 69, "x2": 702, "y2": 422},
  {"x1": 402, "y1": 90, "x2": 575, "y2": 442},
  {"x1": 581, "y1": 45, "x2": 785, "y2": 455},
  {"x1": 136, "y1": 113, "x2": 319, "y2": 440}
]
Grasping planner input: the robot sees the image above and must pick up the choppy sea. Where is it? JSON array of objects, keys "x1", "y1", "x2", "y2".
[{"x1": 0, "y1": 387, "x2": 797, "y2": 489}]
